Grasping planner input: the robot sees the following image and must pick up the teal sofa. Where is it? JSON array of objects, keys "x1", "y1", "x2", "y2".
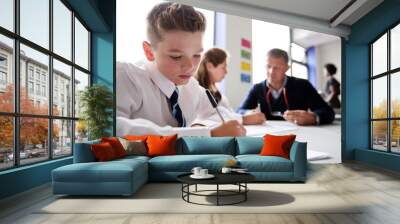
[{"x1": 52, "y1": 137, "x2": 307, "y2": 196}]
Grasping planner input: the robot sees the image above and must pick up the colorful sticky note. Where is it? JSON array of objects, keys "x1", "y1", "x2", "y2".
[
  {"x1": 240, "y1": 73, "x2": 251, "y2": 83},
  {"x1": 241, "y1": 38, "x2": 251, "y2": 49},
  {"x1": 241, "y1": 61, "x2": 251, "y2": 72},
  {"x1": 241, "y1": 50, "x2": 251, "y2": 60}
]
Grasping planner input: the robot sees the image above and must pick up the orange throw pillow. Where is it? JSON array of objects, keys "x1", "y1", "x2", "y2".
[
  {"x1": 91, "y1": 142, "x2": 117, "y2": 161},
  {"x1": 101, "y1": 137, "x2": 127, "y2": 158},
  {"x1": 260, "y1": 134, "x2": 296, "y2": 159},
  {"x1": 146, "y1": 134, "x2": 177, "y2": 157}
]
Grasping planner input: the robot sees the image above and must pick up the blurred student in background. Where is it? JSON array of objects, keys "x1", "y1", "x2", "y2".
[
  {"x1": 323, "y1": 63, "x2": 341, "y2": 110},
  {"x1": 195, "y1": 48, "x2": 266, "y2": 125}
]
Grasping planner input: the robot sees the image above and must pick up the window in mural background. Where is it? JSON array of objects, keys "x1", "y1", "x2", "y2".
[
  {"x1": 0, "y1": 0, "x2": 91, "y2": 170},
  {"x1": 370, "y1": 23, "x2": 400, "y2": 153}
]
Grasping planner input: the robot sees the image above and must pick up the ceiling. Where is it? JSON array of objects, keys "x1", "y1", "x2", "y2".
[
  {"x1": 226, "y1": 0, "x2": 352, "y2": 24},
  {"x1": 223, "y1": 0, "x2": 383, "y2": 26},
  {"x1": 293, "y1": 29, "x2": 340, "y2": 48},
  {"x1": 174, "y1": 0, "x2": 384, "y2": 38}
]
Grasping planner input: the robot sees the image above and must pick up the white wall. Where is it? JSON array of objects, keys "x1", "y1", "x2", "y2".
[
  {"x1": 315, "y1": 40, "x2": 342, "y2": 92},
  {"x1": 216, "y1": 14, "x2": 253, "y2": 109}
]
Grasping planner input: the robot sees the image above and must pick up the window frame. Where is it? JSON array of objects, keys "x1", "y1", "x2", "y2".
[
  {"x1": 0, "y1": 0, "x2": 92, "y2": 171},
  {"x1": 370, "y1": 20, "x2": 400, "y2": 154},
  {"x1": 289, "y1": 42, "x2": 308, "y2": 79}
]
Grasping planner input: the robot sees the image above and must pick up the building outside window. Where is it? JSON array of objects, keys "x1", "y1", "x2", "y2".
[
  {"x1": 0, "y1": 71, "x2": 6, "y2": 84},
  {"x1": 42, "y1": 85, "x2": 46, "y2": 97},
  {"x1": 0, "y1": 71, "x2": 7, "y2": 92},
  {"x1": 41, "y1": 73, "x2": 46, "y2": 83},
  {"x1": 0, "y1": 54, "x2": 7, "y2": 67},
  {"x1": 35, "y1": 70, "x2": 40, "y2": 81},
  {"x1": 28, "y1": 67, "x2": 34, "y2": 80},
  {"x1": 35, "y1": 83, "x2": 40, "y2": 95},
  {"x1": 0, "y1": 54, "x2": 7, "y2": 89},
  {"x1": 54, "y1": 88, "x2": 58, "y2": 103},
  {"x1": 28, "y1": 81, "x2": 34, "y2": 94}
]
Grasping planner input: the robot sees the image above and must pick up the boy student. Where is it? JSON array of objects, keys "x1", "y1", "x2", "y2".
[{"x1": 117, "y1": 2, "x2": 246, "y2": 137}]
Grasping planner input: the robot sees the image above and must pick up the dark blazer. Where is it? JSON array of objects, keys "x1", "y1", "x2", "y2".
[{"x1": 238, "y1": 76, "x2": 335, "y2": 124}]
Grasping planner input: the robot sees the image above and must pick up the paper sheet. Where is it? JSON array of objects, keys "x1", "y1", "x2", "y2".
[
  {"x1": 307, "y1": 150, "x2": 330, "y2": 161},
  {"x1": 245, "y1": 122, "x2": 298, "y2": 136}
]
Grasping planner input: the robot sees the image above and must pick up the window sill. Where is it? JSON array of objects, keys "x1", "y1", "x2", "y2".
[{"x1": 0, "y1": 156, "x2": 72, "y2": 175}]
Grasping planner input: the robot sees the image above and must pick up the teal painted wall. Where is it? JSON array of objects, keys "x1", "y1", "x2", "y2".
[
  {"x1": 344, "y1": 0, "x2": 400, "y2": 171},
  {"x1": 66, "y1": 0, "x2": 110, "y2": 32},
  {"x1": 355, "y1": 148, "x2": 400, "y2": 172},
  {"x1": 0, "y1": 0, "x2": 116, "y2": 200},
  {"x1": 92, "y1": 31, "x2": 114, "y2": 119},
  {"x1": 91, "y1": 0, "x2": 116, "y2": 135},
  {"x1": 0, "y1": 158, "x2": 72, "y2": 199},
  {"x1": 92, "y1": 33, "x2": 114, "y2": 87}
]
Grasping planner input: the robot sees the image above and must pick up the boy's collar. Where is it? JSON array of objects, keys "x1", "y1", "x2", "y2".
[{"x1": 146, "y1": 61, "x2": 177, "y2": 98}]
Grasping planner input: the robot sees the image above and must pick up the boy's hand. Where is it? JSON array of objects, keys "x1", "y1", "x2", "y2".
[
  {"x1": 242, "y1": 112, "x2": 266, "y2": 125},
  {"x1": 211, "y1": 120, "x2": 246, "y2": 137}
]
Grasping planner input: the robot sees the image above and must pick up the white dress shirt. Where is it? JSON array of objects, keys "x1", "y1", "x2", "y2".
[
  {"x1": 218, "y1": 94, "x2": 235, "y2": 112},
  {"x1": 268, "y1": 76, "x2": 288, "y2": 99},
  {"x1": 116, "y1": 60, "x2": 241, "y2": 137}
]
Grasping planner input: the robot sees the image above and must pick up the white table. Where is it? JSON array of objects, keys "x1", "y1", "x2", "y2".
[{"x1": 245, "y1": 121, "x2": 341, "y2": 163}]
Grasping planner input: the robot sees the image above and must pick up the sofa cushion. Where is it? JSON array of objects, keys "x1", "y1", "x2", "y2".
[
  {"x1": 115, "y1": 155, "x2": 150, "y2": 163},
  {"x1": 53, "y1": 163, "x2": 132, "y2": 183},
  {"x1": 148, "y1": 154, "x2": 235, "y2": 172},
  {"x1": 74, "y1": 140, "x2": 100, "y2": 163},
  {"x1": 177, "y1": 137, "x2": 235, "y2": 155},
  {"x1": 52, "y1": 159, "x2": 147, "y2": 183},
  {"x1": 236, "y1": 155, "x2": 293, "y2": 172},
  {"x1": 236, "y1": 137, "x2": 263, "y2": 155}
]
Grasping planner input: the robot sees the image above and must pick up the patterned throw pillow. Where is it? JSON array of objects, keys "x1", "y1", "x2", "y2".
[{"x1": 119, "y1": 138, "x2": 147, "y2": 156}]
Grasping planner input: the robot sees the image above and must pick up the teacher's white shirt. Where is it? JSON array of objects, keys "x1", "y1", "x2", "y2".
[{"x1": 116, "y1": 60, "x2": 241, "y2": 137}]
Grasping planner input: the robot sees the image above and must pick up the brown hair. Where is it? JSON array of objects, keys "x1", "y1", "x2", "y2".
[
  {"x1": 146, "y1": 2, "x2": 206, "y2": 45},
  {"x1": 195, "y1": 48, "x2": 228, "y2": 103},
  {"x1": 267, "y1": 48, "x2": 289, "y2": 64}
]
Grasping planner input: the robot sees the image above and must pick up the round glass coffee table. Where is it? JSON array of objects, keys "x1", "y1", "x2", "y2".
[{"x1": 177, "y1": 172, "x2": 255, "y2": 206}]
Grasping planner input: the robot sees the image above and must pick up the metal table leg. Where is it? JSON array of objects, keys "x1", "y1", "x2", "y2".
[{"x1": 216, "y1": 184, "x2": 219, "y2": 206}]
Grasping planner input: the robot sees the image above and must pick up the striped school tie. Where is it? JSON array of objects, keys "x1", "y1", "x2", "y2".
[{"x1": 168, "y1": 88, "x2": 186, "y2": 127}]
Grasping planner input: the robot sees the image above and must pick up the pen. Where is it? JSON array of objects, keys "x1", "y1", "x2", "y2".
[{"x1": 205, "y1": 89, "x2": 225, "y2": 123}]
